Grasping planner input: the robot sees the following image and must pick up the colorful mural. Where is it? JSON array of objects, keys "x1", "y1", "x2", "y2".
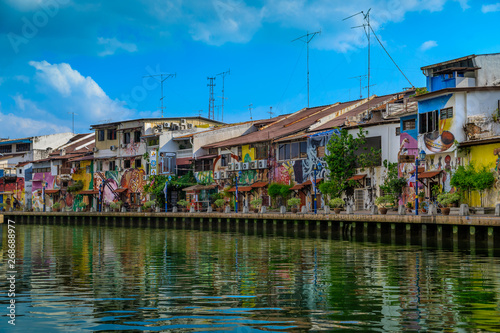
[
  {"x1": 0, "y1": 177, "x2": 25, "y2": 209},
  {"x1": 195, "y1": 171, "x2": 214, "y2": 184},
  {"x1": 467, "y1": 143, "x2": 500, "y2": 207}
]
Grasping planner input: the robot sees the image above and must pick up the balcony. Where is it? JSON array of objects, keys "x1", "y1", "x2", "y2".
[{"x1": 176, "y1": 148, "x2": 193, "y2": 159}]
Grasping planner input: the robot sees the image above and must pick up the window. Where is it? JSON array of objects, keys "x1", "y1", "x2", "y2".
[
  {"x1": 255, "y1": 143, "x2": 268, "y2": 160},
  {"x1": 365, "y1": 178, "x2": 371, "y2": 187},
  {"x1": 98, "y1": 130, "x2": 105, "y2": 141},
  {"x1": 86, "y1": 165, "x2": 91, "y2": 174},
  {"x1": 300, "y1": 142, "x2": 307, "y2": 158},
  {"x1": 62, "y1": 181, "x2": 68, "y2": 188},
  {"x1": 96, "y1": 161, "x2": 103, "y2": 172},
  {"x1": 238, "y1": 146, "x2": 242, "y2": 160},
  {"x1": 291, "y1": 142, "x2": 299, "y2": 159},
  {"x1": 124, "y1": 160, "x2": 131, "y2": 168},
  {"x1": 278, "y1": 144, "x2": 290, "y2": 160},
  {"x1": 130, "y1": 193, "x2": 140, "y2": 205},
  {"x1": 16, "y1": 143, "x2": 30, "y2": 152},
  {"x1": 220, "y1": 154, "x2": 229, "y2": 167},
  {"x1": 109, "y1": 161, "x2": 116, "y2": 171},
  {"x1": 161, "y1": 155, "x2": 175, "y2": 174},
  {"x1": 209, "y1": 148, "x2": 218, "y2": 155},
  {"x1": 18, "y1": 169, "x2": 22, "y2": 174},
  {"x1": 135, "y1": 159, "x2": 141, "y2": 168},
  {"x1": 123, "y1": 132, "x2": 131, "y2": 144},
  {"x1": 107, "y1": 128, "x2": 117, "y2": 140},
  {"x1": 147, "y1": 138, "x2": 159, "y2": 146},
  {"x1": 402, "y1": 119, "x2": 415, "y2": 131},
  {"x1": 419, "y1": 110, "x2": 439, "y2": 134},
  {"x1": 0, "y1": 145, "x2": 12, "y2": 154},
  {"x1": 395, "y1": 127, "x2": 401, "y2": 136},
  {"x1": 440, "y1": 107, "x2": 453, "y2": 120},
  {"x1": 134, "y1": 131, "x2": 141, "y2": 143}
]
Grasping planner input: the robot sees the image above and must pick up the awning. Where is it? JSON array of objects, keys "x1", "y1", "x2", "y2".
[
  {"x1": 302, "y1": 178, "x2": 323, "y2": 186},
  {"x1": 182, "y1": 184, "x2": 218, "y2": 192},
  {"x1": 115, "y1": 188, "x2": 128, "y2": 193},
  {"x1": 0, "y1": 192, "x2": 14, "y2": 195},
  {"x1": 45, "y1": 189, "x2": 60, "y2": 194},
  {"x1": 251, "y1": 181, "x2": 268, "y2": 188},
  {"x1": 68, "y1": 155, "x2": 94, "y2": 162},
  {"x1": 176, "y1": 157, "x2": 191, "y2": 166},
  {"x1": 419, "y1": 170, "x2": 442, "y2": 179},
  {"x1": 410, "y1": 167, "x2": 426, "y2": 174},
  {"x1": 290, "y1": 184, "x2": 305, "y2": 190},
  {"x1": 191, "y1": 154, "x2": 217, "y2": 160},
  {"x1": 347, "y1": 174, "x2": 367, "y2": 181},
  {"x1": 228, "y1": 186, "x2": 253, "y2": 192},
  {"x1": 79, "y1": 190, "x2": 98, "y2": 195}
]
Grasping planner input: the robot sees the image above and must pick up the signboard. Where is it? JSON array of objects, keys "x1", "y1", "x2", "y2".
[
  {"x1": 151, "y1": 169, "x2": 157, "y2": 175},
  {"x1": 398, "y1": 155, "x2": 415, "y2": 163}
]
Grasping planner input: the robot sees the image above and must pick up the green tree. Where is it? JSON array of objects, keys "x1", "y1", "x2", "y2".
[
  {"x1": 450, "y1": 163, "x2": 476, "y2": 203},
  {"x1": 379, "y1": 160, "x2": 407, "y2": 203},
  {"x1": 473, "y1": 165, "x2": 495, "y2": 207}
]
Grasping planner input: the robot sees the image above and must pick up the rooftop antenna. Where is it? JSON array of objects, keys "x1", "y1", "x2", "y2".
[
  {"x1": 268, "y1": 106, "x2": 274, "y2": 119},
  {"x1": 67, "y1": 112, "x2": 78, "y2": 134},
  {"x1": 143, "y1": 73, "x2": 176, "y2": 117},
  {"x1": 195, "y1": 109, "x2": 203, "y2": 117},
  {"x1": 349, "y1": 75, "x2": 367, "y2": 99},
  {"x1": 344, "y1": 9, "x2": 371, "y2": 99},
  {"x1": 216, "y1": 69, "x2": 230, "y2": 122},
  {"x1": 207, "y1": 77, "x2": 216, "y2": 120},
  {"x1": 292, "y1": 30, "x2": 321, "y2": 108},
  {"x1": 248, "y1": 103, "x2": 253, "y2": 121}
]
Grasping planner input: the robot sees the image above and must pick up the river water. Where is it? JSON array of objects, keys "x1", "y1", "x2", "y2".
[{"x1": 1, "y1": 223, "x2": 500, "y2": 332}]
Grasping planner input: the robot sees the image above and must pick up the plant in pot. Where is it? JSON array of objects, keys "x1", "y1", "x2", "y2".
[
  {"x1": 177, "y1": 199, "x2": 190, "y2": 212},
  {"x1": 144, "y1": 200, "x2": 155, "y2": 212},
  {"x1": 437, "y1": 192, "x2": 460, "y2": 215},
  {"x1": 287, "y1": 197, "x2": 301, "y2": 213},
  {"x1": 250, "y1": 198, "x2": 262, "y2": 213},
  {"x1": 418, "y1": 191, "x2": 426, "y2": 212},
  {"x1": 214, "y1": 199, "x2": 225, "y2": 212},
  {"x1": 375, "y1": 195, "x2": 395, "y2": 215},
  {"x1": 78, "y1": 201, "x2": 88, "y2": 212},
  {"x1": 406, "y1": 201, "x2": 413, "y2": 213},
  {"x1": 111, "y1": 201, "x2": 123, "y2": 212},
  {"x1": 329, "y1": 198, "x2": 345, "y2": 214},
  {"x1": 52, "y1": 202, "x2": 61, "y2": 212}
]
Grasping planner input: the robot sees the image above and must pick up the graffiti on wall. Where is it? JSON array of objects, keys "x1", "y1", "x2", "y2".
[
  {"x1": 195, "y1": 171, "x2": 214, "y2": 184},
  {"x1": 0, "y1": 177, "x2": 25, "y2": 208}
]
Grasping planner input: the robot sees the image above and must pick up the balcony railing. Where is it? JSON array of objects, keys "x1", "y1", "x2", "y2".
[
  {"x1": 60, "y1": 167, "x2": 72, "y2": 175},
  {"x1": 176, "y1": 148, "x2": 193, "y2": 158}
]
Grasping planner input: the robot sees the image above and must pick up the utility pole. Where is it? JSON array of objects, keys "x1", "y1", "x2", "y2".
[
  {"x1": 344, "y1": 9, "x2": 371, "y2": 98},
  {"x1": 67, "y1": 112, "x2": 77, "y2": 134},
  {"x1": 292, "y1": 30, "x2": 321, "y2": 108},
  {"x1": 349, "y1": 75, "x2": 367, "y2": 99},
  {"x1": 143, "y1": 73, "x2": 176, "y2": 117},
  {"x1": 248, "y1": 103, "x2": 253, "y2": 121},
  {"x1": 268, "y1": 106, "x2": 274, "y2": 119},
  {"x1": 216, "y1": 69, "x2": 230, "y2": 122},
  {"x1": 207, "y1": 77, "x2": 216, "y2": 120}
]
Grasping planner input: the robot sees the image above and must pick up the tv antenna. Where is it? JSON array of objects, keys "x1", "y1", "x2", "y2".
[
  {"x1": 348, "y1": 75, "x2": 367, "y2": 99},
  {"x1": 143, "y1": 73, "x2": 176, "y2": 117},
  {"x1": 248, "y1": 103, "x2": 253, "y2": 121},
  {"x1": 195, "y1": 110, "x2": 203, "y2": 117},
  {"x1": 268, "y1": 106, "x2": 274, "y2": 119},
  {"x1": 67, "y1": 112, "x2": 78, "y2": 134},
  {"x1": 216, "y1": 69, "x2": 230, "y2": 122},
  {"x1": 207, "y1": 77, "x2": 216, "y2": 120},
  {"x1": 292, "y1": 30, "x2": 321, "y2": 108},
  {"x1": 344, "y1": 9, "x2": 371, "y2": 99}
]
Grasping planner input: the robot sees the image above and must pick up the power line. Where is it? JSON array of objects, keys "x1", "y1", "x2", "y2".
[
  {"x1": 292, "y1": 30, "x2": 321, "y2": 108},
  {"x1": 143, "y1": 73, "x2": 176, "y2": 118}
]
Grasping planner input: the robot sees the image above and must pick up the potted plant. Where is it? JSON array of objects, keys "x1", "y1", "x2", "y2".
[
  {"x1": 375, "y1": 195, "x2": 395, "y2": 215},
  {"x1": 52, "y1": 202, "x2": 61, "y2": 212},
  {"x1": 437, "y1": 192, "x2": 460, "y2": 215},
  {"x1": 287, "y1": 198, "x2": 301, "y2": 213},
  {"x1": 329, "y1": 198, "x2": 345, "y2": 214},
  {"x1": 250, "y1": 198, "x2": 262, "y2": 213},
  {"x1": 214, "y1": 199, "x2": 225, "y2": 212},
  {"x1": 144, "y1": 200, "x2": 155, "y2": 212},
  {"x1": 406, "y1": 201, "x2": 413, "y2": 213},
  {"x1": 177, "y1": 199, "x2": 190, "y2": 212},
  {"x1": 78, "y1": 201, "x2": 88, "y2": 212},
  {"x1": 110, "y1": 201, "x2": 122, "y2": 212}
]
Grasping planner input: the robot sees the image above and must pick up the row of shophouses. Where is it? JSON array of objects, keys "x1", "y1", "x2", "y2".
[{"x1": 2, "y1": 53, "x2": 500, "y2": 211}]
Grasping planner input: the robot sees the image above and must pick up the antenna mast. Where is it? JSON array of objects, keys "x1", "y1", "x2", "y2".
[
  {"x1": 268, "y1": 106, "x2": 274, "y2": 119},
  {"x1": 207, "y1": 77, "x2": 216, "y2": 120},
  {"x1": 292, "y1": 30, "x2": 321, "y2": 108},
  {"x1": 143, "y1": 73, "x2": 176, "y2": 117},
  {"x1": 67, "y1": 112, "x2": 77, "y2": 134},
  {"x1": 248, "y1": 103, "x2": 253, "y2": 121},
  {"x1": 349, "y1": 75, "x2": 367, "y2": 99},
  {"x1": 216, "y1": 69, "x2": 230, "y2": 122}
]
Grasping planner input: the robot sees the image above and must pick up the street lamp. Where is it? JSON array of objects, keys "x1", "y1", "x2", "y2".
[
  {"x1": 414, "y1": 149, "x2": 426, "y2": 216},
  {"x1": 235, "y1": 170, "x2": 242, "y2": 213},
  {"x1": 313, "y1": 162, "x2": 322, "y2": 214},
  {"x1": 98, "y1": 181, "x2": 103, "y2": 212},
  {"x1": 164, "y1": 175, "x2": 171, "y2": 212}
]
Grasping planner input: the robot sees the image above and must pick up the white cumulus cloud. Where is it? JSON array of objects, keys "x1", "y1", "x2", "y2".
[
  {"x1": 482, "y1": 3, "x2": 500, "y2": 13},
  {"x1": 97, "y1": 37, "x2": 138, "y2": 56},
  {"x1": 420, "y1": 40, "x2": 438, "y2": 51}
]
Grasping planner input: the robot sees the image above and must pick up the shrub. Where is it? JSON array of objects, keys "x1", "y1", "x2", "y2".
[
  {"x1": 287, "y1": 198, "x2": 301, "y2": 208},
  {"x1": 52, "y1": 202, "x2": 61, "y2": 210},
  {"x1": 375, "y1": 195, "x2": 396, "y2": 208},
  {"x1": 250, "y1": 198, "x2": 262, "y2": 208},
  {"x1": 144, "y1": 200, "x2": 155, "y2": 209},
  {"x1": 68, "y1": 180, "x2": 84, "y2": 193},
  {"x1": 328, "y1": 197, "x2": 345, "y2": 208},
  {"x1": 177, "y1": 199, "x2": 190, "y2": 207},
  {"x1": 437, "y1": 192, "x2": 460, "y2": 207},
  {"x1": 214, "y1": 199, "x2": 225, "y2": 208},
  {"x1": 78, "y1": 201, "x2": 88, "y2": 208}
]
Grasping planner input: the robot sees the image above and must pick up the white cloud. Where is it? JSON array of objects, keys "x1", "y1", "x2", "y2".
[
  {"x1": 14, "y1": 75, "x2": 30, "y2": 83},
  {"x1": 420, "y1": 40, "x2": 438, "y2": 51},
  {"x1": 0, "y1": 107, "x2": 71, "y2": 138},
  {"x1": 97, "y1": 37, "x2": 138, "y2": 56},
  {"x1": 28, "y1": 60, "x2": 133, "y2": 122},
  {"x1": 482, "y1": 3, "x2": 500, "y2": 13}
]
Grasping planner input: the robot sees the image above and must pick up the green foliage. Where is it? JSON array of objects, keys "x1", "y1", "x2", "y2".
[
  {"x1": 328, "y1": 197, "x2": 345, "y2": 208},
  {"x1": 324, "y1": 127, "x2": 379, "y2": 198},
  {"x1": 474, "y1": 165, "x2": 495, "y2": 192},
  {"x1": 437, "y1": 192, "x2": 460, "y2": 207},
  {"x1": 110, "y1": 201, "x2": 123, "y2": 210},
  {"x1": 177, "y1": 199, "x2": 190, "y2": 207},
  {"x1": 214, "y1": 199, "x2": 225, "y2": 208},
  {"x1": 287, "y1": 197, "x2": 301, "y2": 208},
  {"x1": 451, "y1": 163, "x2": 495, "y2": 206},
  {"x1": 250, "y1": 198, "x2": 262, "y2": 208},
  {"x1": 375, "y1": 195, "x2": 396, "y2": 208},
  {"x1": 210, "y1": 192, "x2": 224, "y2": 203},
  {"x1": 78, "y1": 201, "x2": 88, "y2": 208},
  {"x1": 144, "y1": 200, "x2": 155, "y2": 209},
  {"x1": 68, "y1": 180, "x2": 84, "y2": 193},
  {"x1": 268, "y1": 182, "x2": 291, "y2": 207},
  {"x1": 380, "y1": 160, "x2": 407, "y2": 199},
  {"x1": 318, "y1": 181, "x2": 336, "y2": 196},
  {"x1": 52, "y1": 202, "x2": 61, "y2": 210}
]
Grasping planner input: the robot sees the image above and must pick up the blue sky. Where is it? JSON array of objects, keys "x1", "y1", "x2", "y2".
[{"x1": 1, "y1": 0, "x2": 499, "y2": 138}]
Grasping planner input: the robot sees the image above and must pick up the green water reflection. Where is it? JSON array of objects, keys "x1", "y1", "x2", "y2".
[{"x1": 1, "y1": 224, "x2": 500, "y2": 332}]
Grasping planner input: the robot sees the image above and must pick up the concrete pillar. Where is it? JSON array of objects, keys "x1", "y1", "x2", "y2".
[
  {"x1": 406, "y1": 224, "x2": 411, "y2": 244},
  {"x1": 242, "y1": 206, "x2": 249, "y2": 214},
  {"x1": 280, "y1": 206, "x2": 286, "y2": 214},
  {"x1": 370, "y1": 205, "x2": 378, "y2": 215},
  {"x1": 398, "y1": 205, "x2": 406, "y2": 215},
  {"x1": 428, "y1": 204, "x2": 437, "y2": 216},
  {"x1": 156, "y1": 207, "x2": 161, "y2": 213},
  {"x1": 324, "y1": 206, "x2": 330, "y2": 214},
  {"x1": 207, "y1": 206, "x2": 213, "y2": 213},
  {"x1": 224, "y1": 206, "x2": 231, "y2": 214},
  {"x1": 422, "y1": 224, "x2": 427, "y2": 248},
  {"x1": 301, "y1": 206, "x2": 307, "y2": 213},
  {"x1": 190, "y1": 206, "x2": 195, "y2": 213},
  {"x1": 391, "y1": 223, "x2": 396, "y2": 245},
  {"x1": 346, "y1": 204, "x2": 354, "y2": 215},
  {"x1": 172, "y1": 206, "x2": 178, "y2": 213},
  {"x1": 121, "y1": 206, "x2": 126, "y2": 212},
  {"x1": 460, "y1": 204, "x2": 469, "y2": 216},
  {"x1": 495, "y1": 204, "x2": 500, "y2": 216},
  {"x1": 260, "y1": 206, "x2": 266, "y2": 214},
  {"x1": 470, "y1": 226, "x2": 476, "y2": 248}
]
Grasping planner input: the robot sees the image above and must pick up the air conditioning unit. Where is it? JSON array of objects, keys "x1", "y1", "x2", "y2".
[
  {"x1": 121, "y1": 143, "x2": 127, "y2": 148},
  {"x1": 180, "y1": 118, "x2": 187, "y2": 124},
  {"x1": 214, "y1": 171, "x2": 220, "y2": 180},
  {"x1": 242, "y1": 162, "x2": 250, "y2": 170},
  {"x1": 154, "y1": 127, "x2": 161, "y2": 134},
  {"x1": 187, "y1": 124, "x2": 193, "y2": 129},
  {"x1": 250, "y1": 161, "x2": 258, "y2": 169},
  {"x1": 110, "y1": 145, "x2": 116, "y2": 151},
  {"x1": 143, "y1": 175, "x2": 148, "y2": 180},
  {"x1": 93, "y1": 147, "x2": 99, "y2": 152},
  {"x1": 180, "y1": 124, "x2": 187, "y2": 130},
  {"x1": 228, "y1": 163, "x2": 234, "y2": 171},
  {"x1": 163, "y1": 122, "x2": 170, "y2": 128},
  {"x1": 234, "y1": 162, "x2": 242, "y2": 171},
  {"x1": 258, "y1": 160, "x2": 268, "y2": 169},
  {"x1": 219, "y1": 170, "x2": 226, "y2": 179}
]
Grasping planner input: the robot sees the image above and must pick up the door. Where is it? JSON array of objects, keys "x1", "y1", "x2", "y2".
[{"x1": 354, "y1": 189, "x2": 364, "y2": 211}]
